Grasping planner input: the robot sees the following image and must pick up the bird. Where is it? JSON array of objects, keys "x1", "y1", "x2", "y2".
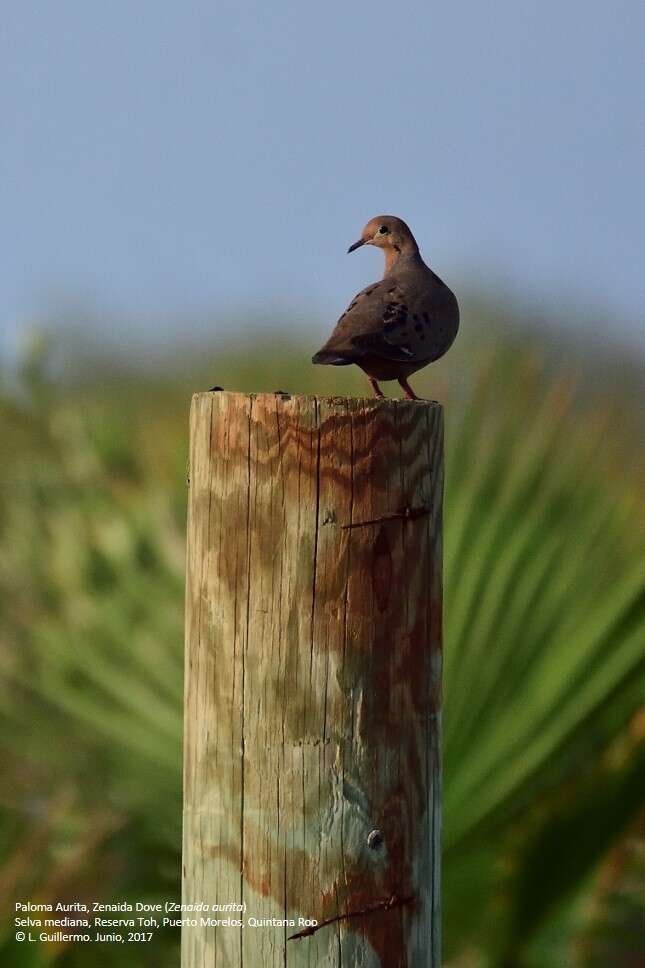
[{"x1": 312, "y1": 215, "x2": 459, "y2": 399}]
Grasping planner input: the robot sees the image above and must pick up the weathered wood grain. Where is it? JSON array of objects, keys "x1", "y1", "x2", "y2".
[{"x1": 183, "y1": 392, "x2": 443, "y2": 967}]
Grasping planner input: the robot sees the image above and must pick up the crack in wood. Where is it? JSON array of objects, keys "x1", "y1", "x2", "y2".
[
  {"x1": 340, "y1": 504, "x2": 431, "y2": 530},
  {"x1": 287, "y1": 892, "x2": 414, "y2": 941}
]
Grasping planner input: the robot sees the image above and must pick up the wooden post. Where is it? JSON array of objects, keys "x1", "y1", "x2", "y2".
[{"x1": 183, "y1": 392, "x2": 443, "y2": 967}]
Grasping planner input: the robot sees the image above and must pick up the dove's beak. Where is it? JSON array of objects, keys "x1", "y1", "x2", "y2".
[{"x1": 347, "y1": 238, "x2": 366, "y2": 254}]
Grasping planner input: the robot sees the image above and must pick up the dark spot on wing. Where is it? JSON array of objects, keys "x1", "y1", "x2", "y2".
[{"x1": 383, "y1": 303, "x2": 408, "y2": 331}]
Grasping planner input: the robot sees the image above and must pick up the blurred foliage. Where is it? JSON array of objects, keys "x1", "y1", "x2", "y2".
[
  {"x1": 573, "y1": 812, "x2": 645, "y2": 967},
  {"x1": 0, "y1": 325, "x2": 644, "y2": 966}
]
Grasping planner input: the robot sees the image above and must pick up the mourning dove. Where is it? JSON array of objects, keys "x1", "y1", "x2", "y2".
[{"x1": 312, "y1": 215, "x2": 459, "y2": 399}]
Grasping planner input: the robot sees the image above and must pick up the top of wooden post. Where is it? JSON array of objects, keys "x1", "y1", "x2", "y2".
[{"x1": 191, "y1": 389, "x2": 442, "y2": 412}]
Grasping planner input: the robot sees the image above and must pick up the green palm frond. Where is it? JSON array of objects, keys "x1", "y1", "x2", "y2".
[{"x1": 444, "y1": 357, "x2": 645, "y2": 855}]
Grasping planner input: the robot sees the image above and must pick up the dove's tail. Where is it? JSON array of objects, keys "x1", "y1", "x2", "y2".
[{"x1": 312, "y1": 350, "x2": 352, "y2": 366}]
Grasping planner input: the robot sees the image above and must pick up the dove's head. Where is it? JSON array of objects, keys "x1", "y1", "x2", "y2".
[{"x1": 347, "y1": 216, "x2": 419, "y2": 260}]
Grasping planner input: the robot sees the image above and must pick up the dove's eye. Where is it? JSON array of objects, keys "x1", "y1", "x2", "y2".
[{"x1": 378, "y1": 225, "x2": 389, "y2": 234}]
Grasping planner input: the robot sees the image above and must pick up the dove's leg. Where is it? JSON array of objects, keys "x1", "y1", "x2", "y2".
[
  {"x1": 368, "y1": 376, "x2": 385, "y2": 399},
  {"x1": 398, "y1": 377, "x2": 423, "y2": 401}
]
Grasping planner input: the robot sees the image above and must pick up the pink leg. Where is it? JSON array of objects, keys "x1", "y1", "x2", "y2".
[
  {"x1": 368, "y1": 376, "x2": 385, "y2": 399},
  {"x1": 398, "y1": 376, "x2": 423, "y2": 400}
]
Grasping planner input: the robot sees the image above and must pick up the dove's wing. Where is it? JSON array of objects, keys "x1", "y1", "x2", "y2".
[{"x1": 313, "y1": 268, "x2": 458, "y2": 365}]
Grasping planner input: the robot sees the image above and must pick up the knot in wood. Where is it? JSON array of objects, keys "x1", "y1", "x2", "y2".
[{"x1": 367, "y1": 829, "x2": 384, "y2": 850}]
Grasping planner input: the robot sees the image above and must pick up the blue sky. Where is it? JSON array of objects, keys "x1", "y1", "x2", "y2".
[{"x1": 1, "y1": 0, "x2": 644, "y2": 357}]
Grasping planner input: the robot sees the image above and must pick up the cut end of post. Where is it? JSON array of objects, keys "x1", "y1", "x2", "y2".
[{"x1": 193, "y1": 388, "x2": 443, "y2": 411}]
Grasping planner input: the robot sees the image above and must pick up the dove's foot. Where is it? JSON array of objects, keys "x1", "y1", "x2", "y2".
[
  {"x1": 399, "y1": 377, "x2": 424, "y2": 401},
  {"x1": 368, "y1": 377, "x2": 385, "y2": 399}
]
